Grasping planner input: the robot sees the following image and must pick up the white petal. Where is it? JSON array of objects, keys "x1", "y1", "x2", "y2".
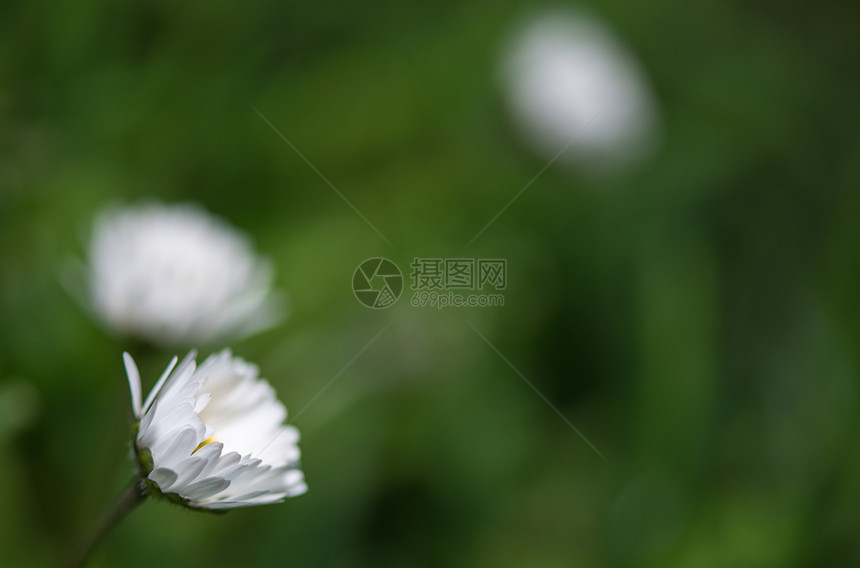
[
  {"x1": 231, "y1": 466, "x2": 302, "y2": 496},
  {"x1": 136, "y1": 399, "x2": 158, "y2": 441},
  {"x1": 193, "y1": 392, "x2": 212, "y2": 413},
  {"x1": 171, "y1": 457, "x2": 207, "y2": 489},
  {"x1": 209, "y1": 461, "x2": 264, "y2": 496},
  {"x1": 157, "y1": 427, "x2": 199, "y2": 468},
  {"x1": 283, "y1": 469, "x2": 304, "y2": 487},
  {"x1": 183, "y1": 477, "x2": 231, "y2": 500},
  {"x1": 140, "y1": 401, "x2": 199, "y2": 449},
  {"x1": 195, "y1": 493, "x2": 285, "y2": 509},
  {"x1": 122, "y1": 352, "x2": 142, "y2": 417},
  {"x1": 226, "y1": 490, "x2": 270, "y2": 502},
  {"x1": 195, "y1": 500, "x2": 249, "y2": 510},
  {"x1": 285, "y1": 481, "x2": 308, "y2": 497},
  {"x1": 208, "y1": 451, "x2": 241, "y2": 476},
  {"x1": 225, "y1": 458, "x2": 263, "y2": 479},
  {"x1": 194, "y1": 442, "x2": 225, "y2": 477},
  {"x1": 149, "y1": 467, "x2": 178, "y2": 491},
  {"x1": 156, "y1": 357, "x2": 197, "y2": 403},
  {"x1": 141, "y1": 355, "x2": 178, "y2": 415},
  {"x1": 193, "y1": 440, "x2": 223, "y2": 461}
]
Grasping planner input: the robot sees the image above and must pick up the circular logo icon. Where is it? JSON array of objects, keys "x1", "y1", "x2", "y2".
[{"x1": 352, "y1": 258, "x2": 403, "y2": 309}]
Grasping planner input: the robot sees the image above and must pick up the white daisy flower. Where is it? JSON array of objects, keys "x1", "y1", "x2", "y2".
[
  {"x1": 86, "y1": 201, "x2": 283, "y2": 346},
  {"x1": 500, "y1": 9, "x2": 660, "y2": 171},
  {"x1": 123, "y1": 350, "x2": 307, "y2": 509}
]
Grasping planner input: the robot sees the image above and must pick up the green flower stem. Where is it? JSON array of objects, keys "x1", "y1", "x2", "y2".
[{"x1": 67, "y1": 478, "x2": 147, "y2": 568}]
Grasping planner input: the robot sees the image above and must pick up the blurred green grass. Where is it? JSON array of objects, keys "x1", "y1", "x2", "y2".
[{"x1": 1, "y1": 0, "x2": 859, "y2": 566}]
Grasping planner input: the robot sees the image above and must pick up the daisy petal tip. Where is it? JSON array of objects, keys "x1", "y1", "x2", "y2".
[{"x1": 122, "y1": 352, "x2": 142, "y2": 417}]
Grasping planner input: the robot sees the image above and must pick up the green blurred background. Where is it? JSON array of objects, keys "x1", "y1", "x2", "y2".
[{"x1": 1, "y1": 0, "x2": 859, "y2": 566}]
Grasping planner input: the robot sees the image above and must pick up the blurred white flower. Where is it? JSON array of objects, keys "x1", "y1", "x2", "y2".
[
  {"x1": 500, "y1": 9, "x2": 660, "y2": 171},
  {"x1": 124, "y1": 350, "x2": 306, "y2": 509},
  {"x1": 87, "y1": 201, "x2": 282, "y2": 346}
]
